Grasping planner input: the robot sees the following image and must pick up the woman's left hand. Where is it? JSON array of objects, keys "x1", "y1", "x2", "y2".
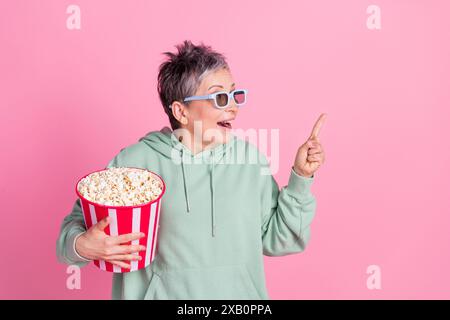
[{"x1": 293, "y1": 113, "x2": 327, "y2": 178}]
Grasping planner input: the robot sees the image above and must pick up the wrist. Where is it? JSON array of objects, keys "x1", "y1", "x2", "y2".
[
  {"x1": 74, "y1": 232, "x2": 92, "y2": 261},
  {"x1": 293, "y1": 166, "x2": 313, "y2": 178}
]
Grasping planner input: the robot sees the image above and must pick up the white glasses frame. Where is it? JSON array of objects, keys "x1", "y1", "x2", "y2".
[{"x1": 180, "y1": 89, "x2": 248, "y2": 109}]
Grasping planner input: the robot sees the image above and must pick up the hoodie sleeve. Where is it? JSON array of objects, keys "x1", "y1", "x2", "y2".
[
  {"x1": 261, "y1": 166, "x2": 317, "y2": 256},
  {"x1": 56, "y1": 155, "x2": 121, "y2": 266},
  {"x1": 56, "y1": 198, "x2": 92, "y2": 267}
]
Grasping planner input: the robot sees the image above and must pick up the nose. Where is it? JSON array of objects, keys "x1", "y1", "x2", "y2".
[
  {"x1": 226, "y1": 99, "x2": 239, "y2": 113},
  {"x1": 225, "y1": 105, "x2": 238, "y2": 117}
]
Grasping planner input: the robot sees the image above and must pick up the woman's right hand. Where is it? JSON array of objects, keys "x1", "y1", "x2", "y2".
[{"x1": 75, "y1": 216, "x2": 146, "y2": 269}]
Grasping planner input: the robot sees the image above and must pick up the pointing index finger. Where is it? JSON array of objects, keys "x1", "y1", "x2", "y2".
[{"x1": 309, "y1": 113, "x2": 327, "y2": 139}]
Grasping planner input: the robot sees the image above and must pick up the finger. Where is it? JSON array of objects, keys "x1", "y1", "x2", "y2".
[
  {"x1": 109, "y1": 244, "x2": 146, "y2": 255},
  {"x1": 307, "y1": 148, "x2": 322, "y2": 155},
  {"x1": 105, "y1": 254, "x2": 142, "y2": 262},
  {"x1": 110, "y1": 232, "x2": 145, "y2": 245},
  {"x1": 309, "y1": 113, "x2": 327, "y2": 139},
  {"x1": 315, "y1": 153, "x2": 325, "y2": 162},
  {"x1": 110, "y1": 260, "x2": 131, "y2": 269},
  {"x1": 95, "y1": 216, "x2": 110, "y2": 231},
  {"x1": 307, "y1": 140, "x2": 320, "y2": 149},
  {"x1": 307, "y1": 154, "x2": 322, "y2": 162}
]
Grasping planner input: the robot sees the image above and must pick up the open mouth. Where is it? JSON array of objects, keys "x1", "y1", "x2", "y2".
[{"x1": 217, "y1": 121, "x2": 232, "y2": 129}]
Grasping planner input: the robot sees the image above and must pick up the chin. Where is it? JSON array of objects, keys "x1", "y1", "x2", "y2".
[{"x1": 203, "y1": 126, "x2": 231, "y2": 146}]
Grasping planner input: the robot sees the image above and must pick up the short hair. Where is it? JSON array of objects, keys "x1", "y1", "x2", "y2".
[{"x1": 157, "y1": 40, "x2": 229, "y2": 129}]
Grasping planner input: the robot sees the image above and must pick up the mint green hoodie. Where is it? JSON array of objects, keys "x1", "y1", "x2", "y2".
[{"x1": 56, "y1": 127, "x2": 317, "y2": 300}]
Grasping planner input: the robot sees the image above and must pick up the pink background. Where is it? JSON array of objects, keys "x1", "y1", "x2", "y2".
[{"x1": 1, "y1": 0, "x2": 449, "y2": 299}]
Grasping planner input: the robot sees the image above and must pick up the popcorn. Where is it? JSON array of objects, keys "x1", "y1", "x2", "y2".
[
  {"x1": 75, "y1": 167, "x2": 165, "y2": 273},
  {"x1": 77, "y1": 167, "x2": 164, "y2": 206}
]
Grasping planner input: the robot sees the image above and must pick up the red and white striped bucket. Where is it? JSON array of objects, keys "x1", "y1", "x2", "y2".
[{"x1": 75, "y1": 167, "x2": 165, "y2": 273}]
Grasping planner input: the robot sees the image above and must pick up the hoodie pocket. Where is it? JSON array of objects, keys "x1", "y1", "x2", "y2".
[{"x1": 144, "y1": 264, "x2": 260, "y2": 300}]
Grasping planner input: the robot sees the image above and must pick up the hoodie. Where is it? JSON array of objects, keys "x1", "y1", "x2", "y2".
[{"x1": 56, "y1": 127, "x2": 317, "y2": 299}]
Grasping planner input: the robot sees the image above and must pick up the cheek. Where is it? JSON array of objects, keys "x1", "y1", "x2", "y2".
[
  {"x1": 196, "y1": 108, "x2": 220, "y2": 128},
  {"x1": 187, "y1": 108, "x2": 204, "y2": 126},
  {"x1": 187, "y1": 103, "x2": 222, "y2": 129}
]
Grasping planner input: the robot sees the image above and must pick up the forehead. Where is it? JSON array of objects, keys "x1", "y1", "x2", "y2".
[{"x1": 198, "y1": 68, "x2": 234, "y2": 91}]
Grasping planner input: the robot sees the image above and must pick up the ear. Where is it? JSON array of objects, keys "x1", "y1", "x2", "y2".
[{"x1": 171, "y1": 101, "x2": 189, "y2": 125}]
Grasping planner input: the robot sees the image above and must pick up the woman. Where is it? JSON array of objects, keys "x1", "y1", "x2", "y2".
[{"x1": 56, "y1": 40, "x2": 326, "y2": 299}]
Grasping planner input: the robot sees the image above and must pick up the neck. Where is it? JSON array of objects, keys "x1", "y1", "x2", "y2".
[{"x1": 173, "y1": 129, "x2": 218, "y2": 155}]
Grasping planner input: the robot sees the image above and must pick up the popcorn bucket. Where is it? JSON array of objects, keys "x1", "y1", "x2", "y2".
[{"x1": 75, "y1": 167, "x2": 166, "y2": 273}]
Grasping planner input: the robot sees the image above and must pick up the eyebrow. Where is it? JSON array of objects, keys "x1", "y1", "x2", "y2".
[{"x1": 208, "y1": 83, "x2": 235, "y2": 91}]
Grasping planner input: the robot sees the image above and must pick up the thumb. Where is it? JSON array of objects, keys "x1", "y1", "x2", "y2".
[{"x1": 95, "y1": 216, "x2": 110, "y2": 231}]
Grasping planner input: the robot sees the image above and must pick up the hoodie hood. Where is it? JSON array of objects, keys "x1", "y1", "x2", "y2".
[{"x1": 138, "y1": 126, "x2": 236, "y2": 237}]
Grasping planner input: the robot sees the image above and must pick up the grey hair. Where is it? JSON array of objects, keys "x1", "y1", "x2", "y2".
[{"x1": 157, "y1": 40, "x2": 229, "y2": 129}]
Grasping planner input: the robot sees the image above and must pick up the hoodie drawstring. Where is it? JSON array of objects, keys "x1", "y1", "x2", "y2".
[
  {"x1": 179, "y1": 147, "x2": 218, "y2": 237},
  {"x1": 180, "y1": 149, "x2": 191, "y2": 213},
  {"x1": 210, "y1": 150, "x2": 216, "y2": 237}
]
